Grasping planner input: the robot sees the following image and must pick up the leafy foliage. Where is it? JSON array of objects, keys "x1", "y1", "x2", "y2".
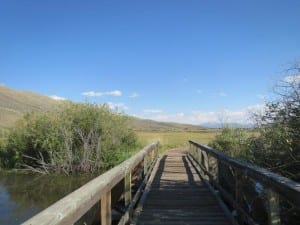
[
  {"x1": 2, "y1": 102, "x2": 138, "y2": 174},
  {"x1": 209, "y1": 62, "x2": 300, "y2": 181},
  {"x1": 208, "y1": 127, "x2": 250, "y2": 158}
]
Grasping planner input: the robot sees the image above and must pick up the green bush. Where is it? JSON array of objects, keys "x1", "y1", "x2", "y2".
[
  {"x1": 209, "y1": 127, "x2": 250, "y2": 158},
  {"x1": 209, "y1": 63, "x2": 300, "y2": 182},
  {"x1": 4, "y1": 102, "x2": 138, "y2": 174}
]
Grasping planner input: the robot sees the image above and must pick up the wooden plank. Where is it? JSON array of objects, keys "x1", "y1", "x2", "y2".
[
  {"x1": 135, "y1": 150, "x2": 233, "y2": 225},
  {"x1": 118, "y1": 155, "x2": 159, "y2": 225},
  {"x1": 266, "y1": 189, "x2": 281, "y2": 225},
  {"x1": 124, "y1": 171, "x2": 132, "y2": 207},
  {"x1": 101, "y1": 191, "x2": 111, "y2": 225},
  {"x1": 143, "y1": 155, "x2": 148, "y2": 175}
]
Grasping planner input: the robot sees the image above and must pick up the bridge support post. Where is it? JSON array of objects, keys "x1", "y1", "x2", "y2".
[
  {"x1": 124, "y1": 171, "x2": 132, "y2": 207},
  {"x1": 101, "y1": 191, "x2": 111, "y2": 225},
  {"x1": 155, "y1": 143, "x2": 159, "y2": 159},
  {"x1": 196, "y1": 147, "x2": 200, "y2": 163},
  {"x1": 144, "y1": 154, "x2": 148, "y2": 176},
  {"x1": 203, "y1": 152, "x2": 210, "y2": 180},
  {"x1": 208, "y1": 155, "x2": 218, "y2": 185},
  {"x1": 235, "y1": 170, "x2": 243, "y2": 223},
  {"x1": 266, "y1": 189, "x2": 280, "y2": 225}
]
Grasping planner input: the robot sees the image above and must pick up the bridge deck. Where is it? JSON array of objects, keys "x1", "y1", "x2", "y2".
[{"x1": 136, "y1": 149, "x2": 233, "y2": 225}]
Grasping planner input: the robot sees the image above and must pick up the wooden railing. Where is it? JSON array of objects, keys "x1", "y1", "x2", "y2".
[
  {"x1": 22, "y1": 142, "x2": 159, "y2": 225},
  {"x1": 188, "y1": 140, "x2": 300, "y2": 225}
]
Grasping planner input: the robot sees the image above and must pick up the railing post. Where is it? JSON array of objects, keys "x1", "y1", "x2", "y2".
[
  {"x1": 204, "y1": 152, "x2": 210, "y2": 180},
  {"x1": 266, "y1": 189, "x2": 281, "y2": 225},
  {"x1": 197, "y1": 147, "x2": 202, "y2": 164},
  {"x1": 101, "y1": 191, "x2": 111, "y2": 225},
  {"x1": 144, "y1": 153, "x2": 148, "y2": 176},
  {"x1": 234, "y1": 170, "x2": 243, "y2": 223},
  {"x1": 208, "y1": 155, "x2": 218, "y2": 185},
  {"x1": 151, "y1": 148, "x2": 154, "y2": 161},
  {"x1": 124, "y1": 170, "x2": 132, "y2": 207}
]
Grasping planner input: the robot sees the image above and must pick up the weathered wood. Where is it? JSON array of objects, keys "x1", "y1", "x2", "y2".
[
  {"x1": 124, "y1": 171, "x2": 132, "y2": 207},
  {"x1": 234, "y1": 170, "x2": 243, "y2": 223},
  {"x1": 134, "y1": 150, "x2": 234, "y2": 225},
  {"x1": 22, "y1": 142, "x2": 158, "y2": 225},
  {"x1": 189, "y1": 140, "x2": 300, "y2": 207},
  {"x1": 208, "y1": 154, "x2": 218, "y2": 183},
  {"x1": 131, "y1": 155, "x2": 162, "y2": 224},
  {"x1": 143, "y1": 154, "x2": 148, "y2": 176},
  {"x1": 266, "y1": 189, "x2": 281, "y2": 225},
  {"x1": 101, "y1": 191, "x2": 111, "y2": 225},
  {"x1": 118, "y1": 155, "x2": 159, "y2": 225},
  {"x1": 187, "y1": 154, "x2": 239, "y2": 225}
]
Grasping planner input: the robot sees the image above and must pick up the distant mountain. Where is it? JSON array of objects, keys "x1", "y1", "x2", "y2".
[{"x1": 0, "y1": 85, "x2": 61, "y2": 128}]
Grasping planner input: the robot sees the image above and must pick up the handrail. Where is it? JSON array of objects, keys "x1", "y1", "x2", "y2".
[
  {"x1": 22, "y1": 142, "x2": 159, "y2": 225},
  {"x1": 189, "y1": 140, "x2": 300, "y2": 225}
]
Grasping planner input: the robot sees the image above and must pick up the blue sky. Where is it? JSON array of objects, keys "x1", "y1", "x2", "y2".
[{"x1": 1, "y1": 1, "x2": 299, "y2": 125}]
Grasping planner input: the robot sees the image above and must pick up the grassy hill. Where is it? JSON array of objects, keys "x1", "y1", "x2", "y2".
[
  {"x1": 131, "y1": 117, "x2": 206, "y2": 132},
  {"x1": 0, "y1": 85, "x2": 61, "y2": 128},
  {"x1": 0, "y1": 85, "x2": 206, "y2": 132}
]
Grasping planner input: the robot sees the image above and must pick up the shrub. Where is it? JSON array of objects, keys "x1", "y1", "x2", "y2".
[
  {"x1": 208, "y1": 127, "x2": 250, "y2": 158},
  {"x1": 4, "y1": 102, "x2": 138, "y2": 174}
]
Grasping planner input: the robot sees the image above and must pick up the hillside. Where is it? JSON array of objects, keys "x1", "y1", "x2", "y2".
[
  {"x1": 131, "y1": 117, "x2": 206, "y2": 132},
  {"x1": 0, "y1": 85, "x2": 207, "y2": 131},
  {"x1": 0, "y1": 85, "x2": 61, "y2": 128}
]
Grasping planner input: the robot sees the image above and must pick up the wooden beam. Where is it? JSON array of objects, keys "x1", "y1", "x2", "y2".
[
  {"x1": 266, "y1": 189, "x2": 280, "y2": 225},
  {"x1": 143, "y1": 154, "x2": 148, "y2": 176},
  {"x1": 101, "y1": 191, "x2": 111, "y2": 225},
  {"x1": 124, "y1": 171, "x2": 132, "y2": 207}
]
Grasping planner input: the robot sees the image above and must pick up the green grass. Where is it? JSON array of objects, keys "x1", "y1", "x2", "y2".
[{"x1": 136, "y1": 130, "x2": 220, "y2": 153}]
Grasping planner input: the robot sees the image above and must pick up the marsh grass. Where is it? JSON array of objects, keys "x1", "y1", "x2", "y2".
[{"x1": 136, "y1": 130, "x2": 220, "y2": 153}]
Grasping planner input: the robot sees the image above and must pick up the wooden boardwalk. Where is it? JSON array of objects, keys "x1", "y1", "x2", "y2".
[{"x1": 136, "y1": 149, "x2": 233, "y2": 225}]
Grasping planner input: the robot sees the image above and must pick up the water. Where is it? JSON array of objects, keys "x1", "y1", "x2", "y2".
[{"x1": 0, "y1": 171, "x2": 97, "y2": 225}]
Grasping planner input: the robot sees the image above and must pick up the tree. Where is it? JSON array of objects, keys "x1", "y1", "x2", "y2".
[
  {"x1": 209, "y1": 61, "x2": 300, "y2": 181},
  {"x1": 252, "y1": 62, "x2": 300, "y2": 180}
]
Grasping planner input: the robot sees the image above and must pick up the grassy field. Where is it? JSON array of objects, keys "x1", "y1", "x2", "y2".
[{"x1": 136, "y1": 130, "x2": 220, "y2": 153}]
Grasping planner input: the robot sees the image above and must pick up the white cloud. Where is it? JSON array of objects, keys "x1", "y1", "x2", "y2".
[
  {"x1": 109, "y1": 90, "x2": 122, "y2": 96},
  {"x1": 82, "y1": 91, "x2": 102, "y2": 97},
  {"x1": 129, "y1": 92, "x2": 139, "y2": 98},
  {"x1": 191, "y1": 105, "x2": 265, "y2": 125},
  {"x1": 49, "y1": 95, "x2": 67, "y2": 101},
  {"x1": 137, "y1": 104, "x2": 266, "y2": 125},
  {"x1": 0, "y1": 83, "x2": 5, "y2": 86},
  {"x1": 107, "y1": 102, "x2": 128, "y2": 111},
  {"x1": 143, "y1": 109, "x2": 163, "y2": 113},
  {"x1": 82, "y1": 90, "x2": 122, "y2": 97},
  {"x1": 283, "y1": 75, "x2": 300, "y2": 83}
]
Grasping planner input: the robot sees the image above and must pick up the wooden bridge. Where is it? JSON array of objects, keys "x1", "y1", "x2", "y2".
[{"x1": 22, "y1": 141, "x2": 300, "y2": 225}]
